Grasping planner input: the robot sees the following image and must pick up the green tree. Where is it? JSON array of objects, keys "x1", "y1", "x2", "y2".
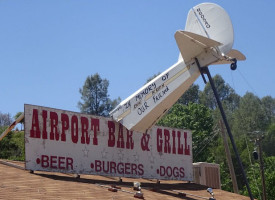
[
  {"x1": 243, "y1": 156, "x2": 275, "y2": 200},
  {"x1": 0, "y1": 127, "x2": 25, "y2": 161},
  {"x1": 199, "y1": 74, "x2": 240, "y2": 111},
  {"x1": 264, "y1": 156, "x2": 275, "y2": 200},
  {"x1": 232, "y1": 92, "x2": 269, "y2": 138},
  {"x1": 262, "y1": 123, "x2": 275, "y2": 156},
  {"x1": 261, "y1": 96, "x2": 275, "y2": 125},
  {"x1": 78, "y1": 73, "x2": 120, "y2": 116},
  {"x1": 0, "y1": 112, "x2": 12, "y2": 127},
  {"x1": 177, "y1": 84, "x2": 200, "y2": 105},
  {"x1": 157, "y1": 103, "x2": 214, "y2": 162}
]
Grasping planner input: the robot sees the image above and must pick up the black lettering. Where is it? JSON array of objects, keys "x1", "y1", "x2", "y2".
[
  {"x1": 135, "y1": 83, "x2": 157, "y2": 101},
  {"x1": 196, "y1": 7, "x2": 211, "y2": 28},
  {"x1": 137, "y1": 102, "x2": 150, "y2": 115}
]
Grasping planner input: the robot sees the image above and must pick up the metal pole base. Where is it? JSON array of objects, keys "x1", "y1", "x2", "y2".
[
  {"x1": 203, "y1": 67, "x2": 254, "y2": 200},
  {"x1": 195, "y1": 57, "x2": 254, "y2": 200}
]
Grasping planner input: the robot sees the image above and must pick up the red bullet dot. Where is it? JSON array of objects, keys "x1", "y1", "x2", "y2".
[
  {"x1": 91, "y1": 163, "x2": 94, "y2": 168},
  {"x1": 36, "y1": 158, "x2": 40, "y2": 164}
]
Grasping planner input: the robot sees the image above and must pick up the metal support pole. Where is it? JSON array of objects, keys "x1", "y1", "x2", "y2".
[{"x1": 202, "y1": 66, "x2": 254, "y2": 200}]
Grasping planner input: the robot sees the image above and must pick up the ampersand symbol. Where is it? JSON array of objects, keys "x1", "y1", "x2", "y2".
[{"x1": 141, "y1": 133, "x2": 150, "y2": 151}]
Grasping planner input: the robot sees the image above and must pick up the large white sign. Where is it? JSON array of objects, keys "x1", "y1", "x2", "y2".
[{"x1": 25, "y1": 104, "x2": 193, "y2": 181}]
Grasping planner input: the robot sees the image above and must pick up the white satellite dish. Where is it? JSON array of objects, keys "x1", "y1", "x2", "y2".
[{"x1": 110, "y1": 3, "x2": 245, "y2": 133}]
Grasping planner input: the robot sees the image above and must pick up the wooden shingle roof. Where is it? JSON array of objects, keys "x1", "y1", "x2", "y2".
[{"x1": 0, "y1": 160, "x2": 251, "y2": 200}]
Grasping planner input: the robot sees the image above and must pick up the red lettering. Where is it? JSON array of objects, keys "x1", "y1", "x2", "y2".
[
  {"x1": 172, "y1": 130, "x2": 176, "y2": 154},
  {"x1": 50, "y1": 156, "x2": 57, "y2": 168},
  {"x1": 30, "y1": 109, "x2": 40, "y2": 138},
  {"x1": 42, "y1": 110, "x2": 47, "y2": 139},
  {"x1": 160, "y1": 166, "x2": 165, "y2": 176},
  {"x1": 108, "y1": 121, "x2": 115, "y2": 147},
  {"x1": 95, "y1": 160, "x2": 101, "y2": 172},
  {"x1": 58, "y1": 156, "x2": 65, "y2": 169},
  {"x1": 173, "y1": 167, "x2": 179, "y2": 177},
  {"x1": 50, "y1": 112, "x2": 59, "y2": 140},
  {"x1": 110, "y1": 161, "x2": 116, "y2": 173},
  {"x1": 164, "y1": 129, "x2": 171, "y2": 153},
  {"x1": 184, "y1": 132, "x2": 190, "y2": 155},
  {"x1": 180, "y1": 167, "x2": 185, "y2": 178},
  {"x1": 81, "y1": 117, "x2": 90, "y2": 144},
  {"x1": 157, "y1": 128, "x2": 163, "y2": 152},
  {"x1": 177, "y1": 131, "x2": 183, "y2": 155},
  {"x1": 40, "y1": 155, "x2": 73, "y2": 170},
  {"x1": 131, "y1": 163, "x2": 137, "y2": 175},
  {"x1": 91, "y1": 118, "x2": 99, "y2": 145},
  {"x1": 41, "y1": 155, "x2": 49, "y2": 168},
  {"x1": 141, "y1": 133, "x2": 150, "y2": 151},
  {"x1": 61, "y1": 113, "x2": 69, "y2": 142},
  {"x1": 117, "y1": 124, "x2": 125, "y2": 148},
  {"x1": 117, "y1": 162, "x2": 124, "y2": 174},
  {"x1": 126, "y1": 130, "x2": 134, "y2": 149},
  {"x1": 66, "y1": 157, "x2": 73, "y2": 170},
  {"x1": 125, "y1": 163, "x2": 130, "y2": 174},
  {"x1": 157, "y1": 129, "x2": 190, "y2": 156},
  {"x1": 92, "y1": 160, "x2": 144, "y2": 176},
  {"x1": 159, "y1": 166, "x2": 183, "y2": 178},
  {"x1": 71, "y1": 115, "x2": 78, "y2": 143},
  {"x1": 102, "y1": 161, "x2": 109, "y2": 173},
  {"x1": 166, "y1": 166, "x2": 172, "y2": 177},
  {"x1": 138, "y1": 164, "x2": 144, "y2": 175}
]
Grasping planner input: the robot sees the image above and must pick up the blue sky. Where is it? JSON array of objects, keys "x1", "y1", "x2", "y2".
[{"x1": 1, "y1": 0, "x2": 275, "y2": 118}]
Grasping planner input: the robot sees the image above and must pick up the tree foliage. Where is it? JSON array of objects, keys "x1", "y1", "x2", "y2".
[
  {"x1": 199, "y1": 74, "x2": 240, "y2": 111},
  {"x1": 232, "y1": 92, "x2": 269, "y2": 137},
  {"x1": 0, "y1": 127, "x2": 25, "y2": 161},
  {"x1": 157, "y1": 103, "x2": 214, "y2": 162},
  {"x1": 155, "y1": 73, "x2": 275, "y2": 197},
  {"x1": 262, "y1": 123, "x2": 275, "y2": 156},
  {"x1": 177, "y1": 84, "x2": 200, "y2": 105},
  {"x1": 0, "y1": 112, "x2": 12, "y2": 127},
  {"x1": 78, "y1": 73, "x2": 120, "y2": 116},
  {"x1": 261, "y1": 96, "x2": 275, "y2": 125},
  {"x1": 242, "y1": 156, "x2": 275, "y2": 200}
]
